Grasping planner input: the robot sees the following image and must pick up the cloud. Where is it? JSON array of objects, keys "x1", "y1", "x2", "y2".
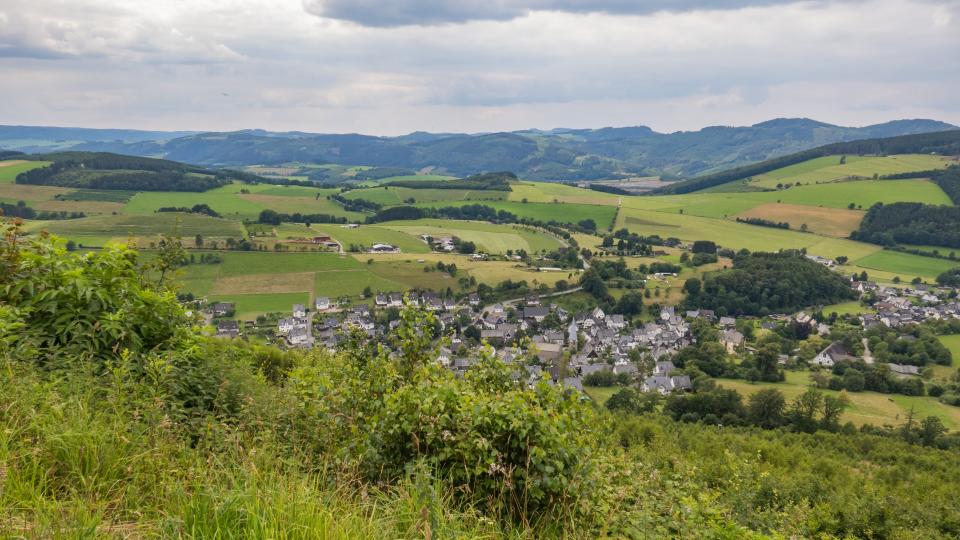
[{"x1": 302, "y1": 0, "x2": 843, "y2": 27}]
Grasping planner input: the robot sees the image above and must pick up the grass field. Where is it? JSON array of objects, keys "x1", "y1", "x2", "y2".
[
  {"x1": 344, "y1": 186, "x2": 508, "y2": 205},
  {"x1": 718, "y1": 370, "x2": 960, "y2": 429},
  {"x1": 125, "y1": 184, "x2": 268, "y2": 219},
  {"x1": 853, "y1": 250, "x2": 957, "y2": 280},
  {"x1": 734, "y1": 203, "x2": 864, "y2": 237},
  {"x1": 379, "y1": 219, "x2": 563, "y2": 254},
  {"x1": 938, "y1": 335, "x2": 960, "y2": 366},
  {"x1": 746, "y1": 154, "x2": 954, "y2": 188},
  {"x1": 507, "y1": 182, "x2": 621, "y2": 205},
  {"x1": 273, "y1": 222, "x2": 431, "y2": 253},
  {"x1": 821, "y1": 300, "x2": 875, "y2": 316},
  {"x1": 207, "y1": 292, "x2": 311, "y2": 319},
  {"x1": 24, "y1": 213, "x2": 246, "y2": 241},
  {"x1": 0, "y1": 160, "x2": 50, "y2": 183},
  {"x1": 417, "y1": 200, "x2": 618, "y2": 229}
]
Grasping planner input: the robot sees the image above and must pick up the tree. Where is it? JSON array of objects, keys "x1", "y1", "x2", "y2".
[
  {"x1": 747, "y1": 388, "x2": 786, "y2": 428},
  {"x1": 683, "y1": 278, "x2": 701, "y2": 295},
  {"x1": 64, "y1": 240, "x2": 77, "y2": 252},
  {"x1": 918, "y1": 415, "x2": 947, "y2": 446},
  {"x1": 606, "y1": 388, "x2": 660, "y2": 414},
  {"x1": 614, "y1": 292, "x2": 644, "y2": 318},
  {"x1": 842, "y1": 368, "x2": 865, "y2": 392},
  {"x1": 194, "y1": 234, "x2": 203, "y2": 248},
  {"x1": 789, "y1": 388, "x2": 824, "y2": 433}
]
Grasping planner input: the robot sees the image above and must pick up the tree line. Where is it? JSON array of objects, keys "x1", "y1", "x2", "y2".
[{"x1": 851, "y1": 202, "x2": 960, "y2": 248}]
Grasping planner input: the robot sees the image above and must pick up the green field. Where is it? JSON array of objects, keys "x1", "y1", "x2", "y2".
[
  {"x1": 854, "y1": 250, "x2": 956, "y2": 280},
  {"x1": 0, "y1": 160, "x2": 50, "y2": 183},
  {"x1": 380, "y1": 219, "x2": 563, "y2": 254},
  {"x1": 279, "y1": 223, "x2": 431, "y2": 253},
  {"x1": 417, "y1": 200, "x2": 618, "y2": 229},
  {"x1": 821, "y1": 300, "x2": 875, "y2": 316},
  {"x1": 938, "y1": 335, "x2": 960, "y2": 363},
  {"x1": 718, "y1": 370, "x2": 960, "y2": 429},
  {"x1": 207, "y1": 292, "x2": 311, "y2": 319},
  {"x1": 214, "y1": 252, "x2": 362, "y2": 277},
  {"x1": 344, "y1": 186, "x2": 508, "y2": 205},
  {"x1": 746, "y1": 154, "x2": 953, "y2": 188},
  {"x1": 24, "y1": 213, "x2": 246, "y2": 241}
]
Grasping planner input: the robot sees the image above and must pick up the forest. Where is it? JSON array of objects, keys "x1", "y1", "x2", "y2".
[
  {"x1": 15, "y1": 152, "x2": 243, "y2": 192},
  {"x1": 851, "y1": 202, "x2": 960, "y2": 248},
  {"x1": 385, "y1": 171, "x2": 515, "y2": 191},
  {"x1": 683, "y1": 251, "x2": 857, "y2": 316}
]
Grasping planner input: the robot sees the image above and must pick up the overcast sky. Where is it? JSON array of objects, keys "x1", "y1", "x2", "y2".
[{"x1": 0, "y1": 0, "x2": 958, "y2": 135}]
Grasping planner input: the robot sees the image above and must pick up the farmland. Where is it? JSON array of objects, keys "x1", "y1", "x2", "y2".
[
  {"x1": 379, "y1": 219, "x2": 564, "y2": 254},
  {"x1": 0, "y1": 159, "x2": 51, "y2": 183},
  {"x1": 745, "y1": 154, "x2": 954, "y2": 188},
  {"x1": 6, "y1": 150, "x2": 958, "y2": 303}
]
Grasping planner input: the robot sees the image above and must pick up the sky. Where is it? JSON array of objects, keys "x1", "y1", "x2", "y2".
[{"x1": 0, "y1": 0, "x2": 958, "y2": 135}]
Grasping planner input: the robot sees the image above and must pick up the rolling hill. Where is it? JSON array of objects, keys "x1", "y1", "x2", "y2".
[{"x1": 2, "y1": 118, "x2": 955, "y2": 182}]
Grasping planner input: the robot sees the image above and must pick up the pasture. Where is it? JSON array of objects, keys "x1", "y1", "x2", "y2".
[
  {"x1": 734, "y1": 203, "x2": 864, "y2": 237},
  {"x1": 507, "y1": 182, "x2": 621, "y2": 205},
  {"x1": 853, "y1": 250, "x2": 956, "y2": 280},
  {"x1": 379, "y1": 219, "x2": 563, "y2": 254},
  {"x1": 417, "y1": 200, "x2": 618, "y2": 229},
  {"x1": 24, "y1": 213, "x2": 246, "y2": 241},
  {"x1": 344, "y1": 186, "x2": 508, "y2": 205},
  {"x1": 277, "y1": 223, "x2": 431, "y2": 253},
  {"x1": 738, "y1": 179, "x2": 951, "y2": 209},
  {"x1": 746, "y1": 154, "x2": 953, "y2": 188},
  {"x1": 0, "y1": 160, "x2": 50, "y2": 183}
]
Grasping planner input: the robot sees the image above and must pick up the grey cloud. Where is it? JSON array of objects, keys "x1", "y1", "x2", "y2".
[{"x1": 303, "y1": 0, "x2": 834, "y2": 27}]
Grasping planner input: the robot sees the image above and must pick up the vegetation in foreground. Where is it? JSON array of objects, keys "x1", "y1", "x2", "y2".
[{"x1": 5, "y1": 230, "x2": 960, "y2": 537}]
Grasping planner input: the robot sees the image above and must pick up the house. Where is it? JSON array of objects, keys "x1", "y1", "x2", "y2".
[
  {"x1": 468, "y1": 293, "x2": 480, "y2": 306},
  {"x1": 212, "y1": 302, "x2": 235, "y2": 317},
  {"x1": 653, "y1": 361, "x2": 676, "y2": 376},
  {"x1": 369, "y1": 243, "x2": 399, "y2": 253},
  {"x1": 811, "y1": 342, "x2": 856, "y2": 367},
  {"x1": 606, "y1": 314, "x2": 626, "y2": 330},
  {"x1": 525, "y1": 295, "x2": 541, "y2": 307},
  {"x1": 719, "y1": 316, "x2": 736, "y2": 328},
  {"x1": 287, "y1": 327, "x2": 310, "y2": 346},
  {"x1": 887, "y1": 363, "x2": 921, "y2": 377},
  {"x1": 293, "y1": 304, "x2": 306, "y2": 317},
  {"x1": 375, "y1": 294, "x2": 388, "y2": 306},
  {"x1": 216, "y1": 320, "x2": 239, "y2": 339},
  {"x1": 641, "y1": 374, "x2": 691, "y2": 394},
  {"x1": 721, "y1": 329, "x2": 745, "y2": 353},
  {"x1": 523, "y1": 306, "x2": 549, "y2": 322},
  {"x1": 315, "y1": 297, "x2": 331, "y2": 311}
]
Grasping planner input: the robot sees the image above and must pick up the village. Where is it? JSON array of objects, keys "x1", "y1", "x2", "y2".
[{"x1": 207, "y1": 275, "x2": 960, "y2": 396}]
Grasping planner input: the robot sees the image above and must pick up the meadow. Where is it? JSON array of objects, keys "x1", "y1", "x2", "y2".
[
  {"x1": 206, "y1": 292, "x2": 311, "y2": 319},
  {"x1": 745, "y1": 154, "x2": 953, "y2": 188},
  {"x1": 416, "y1": 200, "x2": 618, "y2": 229},
  {"x1": 0, "y1": 159, "x2": 50, "y2": 183},
  {"x1": 734, "y1": 202, "x2": 864, "y2": 237},
  {"x1": 273, "y1": 223, "x2": 431, "y2": 253},
  {"x1": 23, "y1": 213, "x2": 246, "y2": 242},
  {"x1": 853, "y1": 250, "x2": 957, "y2": 280},
  {"x1": 379, "y1": 219, "x2": 563, "y2": 254},
  {"x1": 343, "y1": 186, "x2": 508, "y2": 205}
]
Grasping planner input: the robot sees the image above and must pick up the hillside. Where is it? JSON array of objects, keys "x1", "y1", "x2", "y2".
[
  {"x1": 4, "y1": 226, "x2": 960, "y2": 538},
  {"x1": 654, "y1": 129, "x2": 960, "y2": 195},
  {"x1": 2, "y1": 118, "x2": 955, "y2": 181},
  {"x1": 14, "y1": 151, "x2": 260, "y2": 192}
]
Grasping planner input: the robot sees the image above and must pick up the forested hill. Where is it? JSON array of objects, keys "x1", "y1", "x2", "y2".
[
  {"x1": 15, "y1": 151, "x2": 261, "y2": 192},
  {"x1": 1, "y1": 118, "x2": 955, "y2": 181},
  {"x1": 654, "y1": 129, "x2": 960, "y2": 195}
]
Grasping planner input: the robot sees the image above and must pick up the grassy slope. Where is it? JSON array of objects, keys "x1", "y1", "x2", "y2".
[
  {"x1": 24, "y1": 213, "x2": 246, "y2": 240},
  {"x1": 415, "y1": 200, "x2": 618, "y2": 229},
  {"x1": 379, "y1": 219, "x2": 563, "y2": 254},
  {"x1": 747, "y1": 154, "x2": 953, "y2": 188},
  {"x1": 0, "y1": 160, "x2": 51, "y2": 183}
]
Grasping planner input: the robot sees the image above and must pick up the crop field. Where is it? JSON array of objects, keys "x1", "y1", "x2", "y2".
[
  {"x1": 363, "y1": 253, "x2": 575, "y2": 290},
  {"x1": 239, "y1": 193, "x2": 364, "y2": 220},
  {"x1": 375, "y1": 174, "x2": 458, "y2": 183},
  {"x1": 741, "y1": 179, "x2": 950, "y2": 209},
  {"x1": 255, "y1": 186, "x2": 340, "y2": 198},
  {"x1": 36, "y1": 200, "x2": 125, "y2": 214},
  {"x1": 507, "y1": 182, "x2": 621, "y2": 205},
  {"x1": 214, "y1": 252, "x2": 361, "y2": 277},
  {"x1": 734, "y1": 203, "x2": 864, "y2": 237},
  {"x1": 57, "y1": 189, "x2": 136, "y2": 202},
  {"x1": 417, "y1": 200, "x2": 618, "y2": 229},
  {"x1": 746, "y1": 154, "x2": 954, "y2": 188},
  {"x1": 853, "y1": 250, "x2": 956, "y2": 280},
  {"x1": 0, "y1": 183, "x2": 71, "y2": 206},
  {"x1": 24, "y1": 213, "x2": 246, "y2": 240},
  {"x1": 0, "y1": 160, "x2": 50, "y2": 183},
  {"x1": 718, "y1": 370, "x2": 960, "y2": 429},
  {"x1": 124, "y1": 184, "x2": 267, "y2": 219},
  {"x1": 379, "y1": 219, "x2": 563, "y2": 254},
  {"x1": 344, "y1": 186, "x2": 508, "y2": 205}
]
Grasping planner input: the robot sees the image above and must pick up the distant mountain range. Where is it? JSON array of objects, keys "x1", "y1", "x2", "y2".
[{"x1": 1, "y1": 118, "x2": 956, "y2": 181}]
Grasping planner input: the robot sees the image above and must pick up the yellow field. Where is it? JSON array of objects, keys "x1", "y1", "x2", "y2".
[
  {"x1": 734, "y1": 203, "x2": 864, "y2": 237},
  {"x1": 209, "y1": 272, "x2": 316, "y2": 295}
]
